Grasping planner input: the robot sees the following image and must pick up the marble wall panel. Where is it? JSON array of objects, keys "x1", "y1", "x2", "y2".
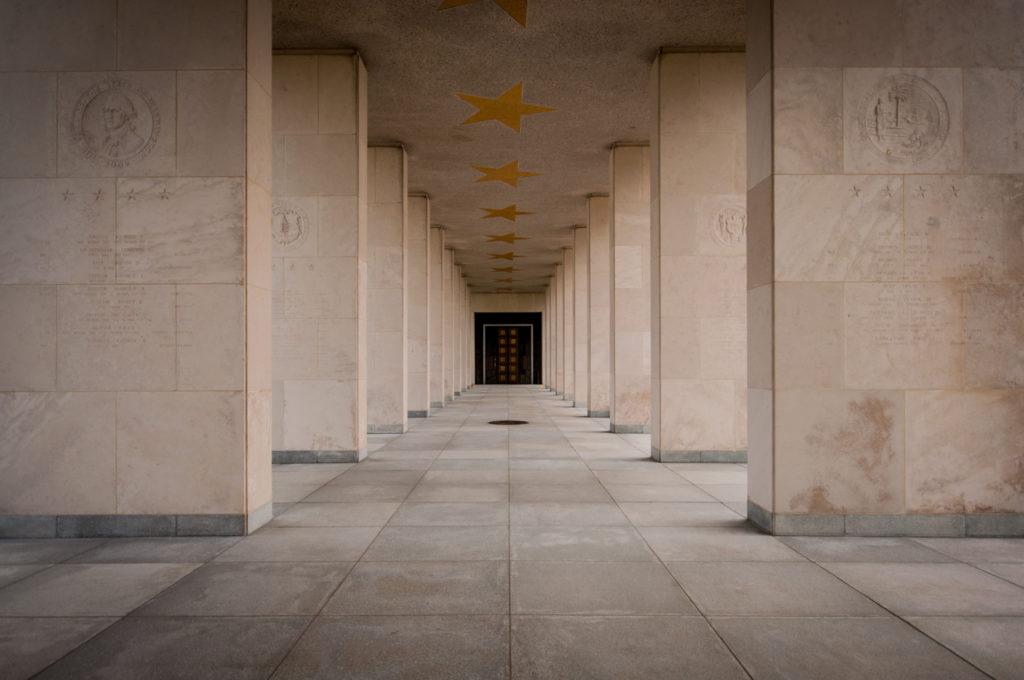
[
  {"x1": 696, "y1": 195, "x2": 747, "y2": 257},
  {"x1": 247, "y1": 73, "x2": 273, "y2": 192},
  {"x1": 655, "y1": 194, "x2": 699, "y2": 256},
  {"x1": 368, "y1": 203, "x2": 403, "y2": 246},
  {"x1": 368, "y1": 332, "x2": 404, "y2": 417},
  {"x1": 176, "y1": 284, "x2": 244, "y2": 390},
  {"x1": 746, "y1": 178, "x2": 773, "y2": 290},
  {"x1": 272, "y1": 56, "x2": 318, "y2": 134},
  {"x1": 773, "y1": 68, "x2": 843, "y2": 174},
  {"x1": 317, "y1": 55, "x2": 358, "y2": 135},
  {"x1": 272, "y1": 318, "x2": 317, "y2": 380},
  {"x1": 280, "y1": 379, "x2": 358, "y2": 451},
  {"x1": 903, "y1": 0, "x2": 1024, "y2": 68},
  {"x1": 746, "y1": 0, "x2": 772, "y2": 91},
  {"x1": 776, "y1": 389, "x2": 905, "y2": 514},
  {"x1": 965, "y1": 284, "x2": 1024, "y2": 389},
  {"x1": 271, "y1": 196, "x2": 318, "y2": 258},
  {"x1": 0, "y1": 286, "x2": 56, "y2": 391},
  {"x1": 57, "y1": 284, "x2": 175, "y2": 391},
  {"x1": 775, "y1": 175, "x2": 902, "y2": 282},
  {"x1": 117, "y1": 0, "x2": 245, "y2": 70},
  {"x1": 369, "y1": 288, "x2": 404, "y2": 333},
  {"x1": 700, "y1": 317, "x2": 747, "y2": 381},
  {"x1": 58, "y1": 71, "x2": 176, "y2": 178},
  {"x1": 319, "y1": 196, "x2": 360, "y2": 257},
  {"x1": 246, "y1": 284, "x2": 272, "y2": 393},
  {"x1": 116, "y1": 178, "x2": 244, "y2": 284},
  {"x1": 0, "y1": 73, "x2": 57, "y2": 177},
  {"x1": 0, "y1": 179, "x2": 115, "y2": 284},
  {"x1": 906, "y1": 390, "x2": 1024, "y2": 514},
  {"x1": 317, "y1": 319, "x2": 358, "y2": 380},
  {"x1": 661, "y1": 256, "x2": 746, "y2": 319},
  {"x1": 657, "y1": 319, "x2": 701, "y2": 384},
  {"x1": 246, "y1": 388, "x2": 272, "y2": 516},
  {"x1": 747, "y1": 388, "x2": 773, "y2": 508},
  {"x1": 117, "y1": 391, "x2": 244, "y2": 514},
  {"x1": 773, "y1": 0, "x2": 902, "y2": 68},
  {"x1": 697, "y1": 53, "x2": 746, "y2": 134},
  {"x1": 611, "y1": 371, "x2": 651, "y2": 427},
  {"x1": 775, "y1": 282, "x2": 843, "y2": 390},
  {"x1": 613, "y1": 245, "x2": 643, "y2": 290},
  {"x1": 844, "y1": 283, "x2": 964, "y2": 390},
  {"x1": 843, "y1": 68, "x2": 963, "y2": 174},
  {"x1": 904, "y1": 175, "x2": 1024, "y2": 282},
  {"x1": 281, "y1": 135, "x2": 358, "y2": 197},
  {"x1": 660, "y1": 380, "x2": 738, "y2": 450},
  {"x1": 177, "y1": 70, "x2": 245, "y2": 178},
  {"x1": 0, "y1": 392, "x2": 116, "y2": 514},
  {"x1": 369, "y1": 245, "x2": 404, "y2": 290},
  {"x1": 246, "y1": 182, "x2": 272, "y2": 291},
  {"x1": 660, "y1": 132, "x2": 739, "y2": 197},
  {"x1": 283, "y1": 257, "x2": 358, "y2": 320},
  {"x1": 965, "y1": 69, "x2": 1024, "y2": 173},
  {"x1": 247, "y1": 0, "x2": 272, "y2": 93},
  {"x1": 746, "y1": 74, "x2": 772, "y2": 191},
  {"x1": 0, "y1": 0, "x2": 115, "y2": 71},
  {"x1": 746, "y1": 285, "x2": 773, "y2": 391}
]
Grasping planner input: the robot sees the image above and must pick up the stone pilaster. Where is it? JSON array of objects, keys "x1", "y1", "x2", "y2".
[
  {"x1": 428, "y1": 226, "x2": 445, "y2": 409},
  {"x1": 562, "y1": 247, "x2": 575, "y2": 403},
  {"x1": 573, "y1": 227, "x2": 590, "y2": 410},
  {"x1": 407, "y1": 195, "x2": 430, "y2": 417},
  {"x1": 587, "y1": 195, "x2": 611, "y2": 417}
]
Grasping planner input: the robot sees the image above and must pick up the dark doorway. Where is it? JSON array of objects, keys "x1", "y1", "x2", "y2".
[{"x1": 475, "y1": 312, "x2": 542, "y2": 385}]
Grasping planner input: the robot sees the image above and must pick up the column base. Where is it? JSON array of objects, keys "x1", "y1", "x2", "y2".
[
  {"x1": 408, "y1": 410, "x2": 428, "y2": 418},
  {"x1": 587, "y1": 409, "x2": 610, "y2": 418},
  {"x1": 652, "y1": 448, "x2": 747, "y2": 463},
  {"x1": 610, "y1": 423, "x2": 650, "y2": 434},
  {"x1": 455, "y1": 391, "x2": 461, "y2": 397},
  {"x1": 430, "y1": 401, "x2": 444, "y2": 409},
  {"x1": 368, "y1": 424, "x2": 406, "y2": 434},
  {"x1": 746, "y1": 501, "x2": 1024, "y2": 537},
  {"x1": 0, "y1": 509, "x2": 276, "y2": 538},
  {"x1": 574, "y1": 401, "x2": 587, "y2": 410},
  {"x1": 273, "y1": 449, "x2": 367, "y2": 464}
]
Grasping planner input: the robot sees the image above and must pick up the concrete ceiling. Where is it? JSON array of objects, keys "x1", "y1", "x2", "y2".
[{"x1": 273, "y1": 0, "x2": 746, "y2": 292}]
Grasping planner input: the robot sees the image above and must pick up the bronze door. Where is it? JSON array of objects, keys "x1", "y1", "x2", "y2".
[{"x1": 485, "y1": 326, "x2": 531, "y2": 384}]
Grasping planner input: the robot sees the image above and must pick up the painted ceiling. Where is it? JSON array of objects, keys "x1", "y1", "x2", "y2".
[{"x1": 273, "y1": 0, "x2": 746, "y2": 292}]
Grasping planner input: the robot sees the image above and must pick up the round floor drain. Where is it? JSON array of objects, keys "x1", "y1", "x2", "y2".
[{"x1": 489, "y1": 420, "x2": 529, "y2": 425}]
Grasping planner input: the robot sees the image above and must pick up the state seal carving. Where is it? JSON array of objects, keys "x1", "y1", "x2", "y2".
[
  {"x1": 861, "y1": 74, "x2": 949, "y2": 163},
  {"x1": 272, "y1": 200, "x2": 311, "y2": 248},
  {"x1": 710, "y1": 204, "x2": 746, "y2": 246},
  {"x1": 72, "y1": 78, "x2": 160, "y2": 168}
]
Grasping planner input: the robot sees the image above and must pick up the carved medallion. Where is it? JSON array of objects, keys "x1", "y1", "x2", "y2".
[
  {"x1": 861, "y1": 74, "x2": 949, "y2": 163},
  {"x1": 72, "y1": 78, "x2": 160, "y2": 168},
  {"x1": 272, "y1": 200, "x2": 310, "y2": 248},
  {"x1": 710, "y1": 204, "x2": 747, "y2": 246}
]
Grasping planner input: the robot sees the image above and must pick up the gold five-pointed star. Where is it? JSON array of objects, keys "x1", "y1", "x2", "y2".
[
  {"x1": 481, "y1": 204, "x2": 534, "y2": 222},
  {"x1": 457, "y1": 83, "x2": 556, "y2": 132},
  {"x1": 486, "y1": 232, "x2": 529, "y2": 244},
  {"x1": 489, "y1": 252, "x2": 522, "y2": 261},
  {"x1": 438, "y1": 0, "x2": 527, "y2": 27},
  {"x1": 492, "y1": 266, "x2": 519, "y2": 273},
  {"x1": 472, "y1": 161, "x2": 542, "y2": 187}
]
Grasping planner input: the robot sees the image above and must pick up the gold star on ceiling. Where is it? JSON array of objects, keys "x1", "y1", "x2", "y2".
[
  {"x1": 472, "y1": 161, "x2": 542, "y2": 187},
  {"x1": 481, "y1": 204, "x2": 534, "y2": 222},
  {"x1": 457, "y1": 83, "x2": 556, "y2": 132},
  {"x1": 485, "y1": 232, "x2": 529, "y2": 244},
  {"x1": 438, "y1": 0, "x2": 527, "y2": 27},
  {"x1": 488, "y1": 252, "x2": 522, "y2": 260},
  {"x1": 492, "y1": 266, "x2": 519, "y2": 273},
  {"x1": 495, "y1": 278, "x2": 517, "y2": 283}
]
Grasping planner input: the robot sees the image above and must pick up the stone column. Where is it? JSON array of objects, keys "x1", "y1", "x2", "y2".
[
  {"x1": 554, "y1": 263, "x2": 565, "y2": 395},
  {"x1": 609, "y1": 145, "x2": 651, "y2": 433},
  {"x1": 748, "y1": 0, "x2": 1024, "y2": 537},
  {"x1": 272, "y1": 52, "x2": 368, "y2": 465},
  {"x1": 464, "y1": 279, "x2": 473, "y2": 390},
  {"x1": 454, "y1": 265, "x2": 463, "y2": 397},
  {"x1": 650, "y1": 51, "x2": 747, "y2": 463},
  {"x1": 367, "y1": 145, "x2": 407, "y2": 433},
  {"x1": 428, "y1": 226, "x2": 445, "y2": 409},
  {"x1": 407, "y1": 195, "x2": 430, "y2": 418},
  {"x1": 587, "y1": 196, "x2": 611, "y2": 417},
  {"x1": 562, "y1": 247, "x2": 575, "y2": 402},
  {"x1": 0, "y1": 0, "x2": 273, "y2": 536},
  {"x1": 543, "y1": 284, "x2": 552, "y2": 388},
  {"x1": 573, "y1": 227, "x2": 590, "y2": 410},
  {"x1": 443, "y1": 247, "x2": 454, "y2": 402}
]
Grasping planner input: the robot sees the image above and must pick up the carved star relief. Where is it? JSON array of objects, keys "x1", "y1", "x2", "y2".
[
  {"x1": 438, "y1": 0, "x2": 528, "y2": 27},
  {"x1": 481, "y1": 204, "x2": 534, "y2": 222},
  {"x1": 489, "y1": 252, "x2": 522, "y2": 260},
  {"x1": 457, "y1": 83, "x2": 556, "y2": 132},
  {"x1": 486, "y1": 232, "x2": 529, "y2": 244},
  {"x1": 472, "y1": 160, "x2": 542, "y2": 187}
]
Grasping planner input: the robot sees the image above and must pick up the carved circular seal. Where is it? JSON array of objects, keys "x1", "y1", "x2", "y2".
[
  {"x1": 72, "y1": 78, "x2": 160, "y2": 168},
  {"x1": 710, "y1": 205, "x2": 746, "y2": 246},
  {"x1": 272, "y1": 200, "x2": 311, "y2": 248},
  {"x1": 861, "y1": 74, "x2": 949, "y2": 163}
]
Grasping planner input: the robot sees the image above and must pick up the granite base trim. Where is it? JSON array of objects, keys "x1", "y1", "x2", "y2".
[
  {"x1": 455, "y1": 391, "x2": 461, "y2": 397},
  {"x1": 0, "y1": 513, "x2": 261, "y2": 538},
  {"x1": 272, "y1": 449, "x2": 367, "y2": 464},
  {"x1": 587, "y1": 409, "x2": 610, "y2": 418},
  {"x1": 430, "y1": 401, "x2": 444, "y2": 409},
  {"x1": 246, "y1": 501, "x2": 273, "y2": 534},
  {"x1": 368, "y1": 424, "x2": 406, "y2": 434},
  {"x1": 408, "y1": 410, "x2": 428, "y2": 418},
  {"x1": 574, "y1": 401, "x2": 587, "y2": 410},
  {"x1": 651, "y1": 448, "x2": 747, "y2": 463},
  {"x1": 0, "y1": 515, "x2": 58, "y2": 538},
  {"x1": 745, "y1": 503, "x2": 1024, "y2": 537},
  {"x1": 610, "y1": 423, "x2": 650, "y2": 434}
]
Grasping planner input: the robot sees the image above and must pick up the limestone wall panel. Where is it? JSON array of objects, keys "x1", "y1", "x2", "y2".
[
  {"x1": 0, "y1": 73, "x2": 57, "y2": 178},
  {"x1": 117, "y1": 0, "x2": 245, "y2": 70},
  {"x1": 965, "y1": 283, "x2": 1024, "y2": 389},
  {"x1": 965, "y1": 69, "x2": 1024, "y2": 173},
  {"x1": 283, "y1": 257, "x2": 358, "y2": 320},
  {"x1": 176, "y1": 284, "x2": 244, "y2": 391},
  {"x1": 177, "y1": 70, "x2": 245, "y2": 177},
  {"x1": 0, "y1": 0, "x2": 116, "y2": 72},
  {"x1": 0, "y1": 286, "x2": 57, "y2": 392},
  {"x1": 773, "y1": 68, "x2": 843, "y2": 174},
  {"x1": 774, "y1": 282, "x2": 843, "y2": 390}
]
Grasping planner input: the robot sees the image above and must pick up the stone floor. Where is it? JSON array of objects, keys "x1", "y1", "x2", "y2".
[{"x1": 2, "y1": 385, "x2": 1024, "y2": 679}]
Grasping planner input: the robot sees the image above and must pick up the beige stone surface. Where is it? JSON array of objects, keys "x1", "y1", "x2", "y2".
[
  {"x1": 661, "y1": 256, "x2": 745, "y2": 319},
  {"x1": 283, "y1": 257, "x2": 358, "y2": 320},
  {"x1": 318, "y1": 55, "x2": 359, "y2": 134},
  {"x1": 177, "y1": 70, "x2": 245, "y2": 177},
  {"x1": 843, "y1": 68, "x2": 963, "y2": 174},
  {"x1": 747, "y1": 387, "x2": 773, "y2": 508},
  {"x1": 246, "y1": 388, "x2": 273, "y2": 515},
  {"x1": 906, "y1": 390, "x2": 1024, "y2": 513},
  {"x1": 775, "y1": 175, "x2": 902, "y2": 282},
  {"x1": 247, "y1": 75, "x2": 273, "y2": 193},
  {"x1": 966, "y1": 284, "x2": 1024, "y2": 389},
  {"x1": 904, "y1": 175, "x2": 1024, "y2": 282},
  {"x1": 271, "y1": 196, "x2": 318, "y2": 258},
  {"x1": 318, "y1": 195, "x2": 360, "y2": 256},
  {"x1": 700, "y1": 317, "x2": 746, "y2": 381},
  {"x1": 746, "y1": 177, "x2": 773, "y2": 290},
  {"x1": 0, "y1": 286, "x2": 57, "y2": 391},
  {"x1": 746, "y1": 285, "x2": 773, "y2": 391},
  {"x1": 247, "y1": 0, "x2": 272, "y2": 93},
  {"x1": 58, "y1": 71, "x2": 176, "y2": 178},
  {"x1": 773, "y1": 0, "x2": 902, "y2": 68},
  {"x1": 657, "y1": 317, "x2": 701, "y2": 380},
  {"x1": 117, "y1": 0, "x2": 245, "y2": 70},
  {"x1": 272, "y1": 318, "x2": 316, "y2": 380},
  {"x1": 613, "y1": 244, "x2": 644, "y2": 289},
  {"x1": 746, "y1": 74, "x2": 772, "y2": 191},
  {"x1": 844, "y1": 283, "x2": 964, "y2": 390},
  {"x1": 117, "y1": 391, "x2": 244, "y2": 514},
  {"x1": 659, "y1": 380, "x2": 738, "y2": 450},
  {"x1": 611, "y1": 372, "x2": 651, "y2": 427},
  {"x1": 573, "y1": 227, "x2": 590, "y2": 405},
  {"x1": 281, "y1": 134, "x2": 358, "y2": 197},
  {"x1": 903, "y1": 0, "x2": 1024, "y2": 68},
  {"x1": 429, "y1": 227, "x2": 445, "y2": 405},
  {"x1": 246, "y1": 182, "x2": 272, "y2": 291},
  {"x1": 316, "y1": 319, "x2": 359, "y2": 380},
  {"x1": 246, "y1": 284, "x2": 272, "y2": 393},
  {"x1": 775, "y1": 282, "x2": 843, "y2": 390},
  {"x1": 116, "y1": 178, "x2": 244, "y2": 284},
  {"x1": 281, "y1": 379, "x2": 359, "y2": 451},
  {"x1": 0, "y1": 392, "x2": 116, "y2": 514},
  {"x1": 273, "y1": 56, "x2": 318, "y2": 134},
  {"x1": 697, "y1": 53, "x2": 746, "y2": 133},
  {"x1": 176, "y1": 284, "x2": 244, "y2": 390},
  {"x1": 57, "y1": 285, "x2": 175, "y2": 391},
  {"x1": 776, "y1": 389, "x2": 905, "y2": 515},
  {"x1": 0, "y1": 179, "x2": 115, "y2": 284},
  {"x1": 0, "y1": 73, "x2": 57, "y2": 178},
  {"x1": 0, "y1": 0, "x2": 115, "y2": 71},
  {"x1": 965, "y1": 69, "x2": 1024, "y2": 173},
  {"x1": 773, "y1": 68, "x2": 843, "y2": 174},
  {"x1": 695, "y1": 195, "x2": 746, "y2": 257},
  {"x1": 587, "y1": 196, "x2": 611, "y2": 412}
]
